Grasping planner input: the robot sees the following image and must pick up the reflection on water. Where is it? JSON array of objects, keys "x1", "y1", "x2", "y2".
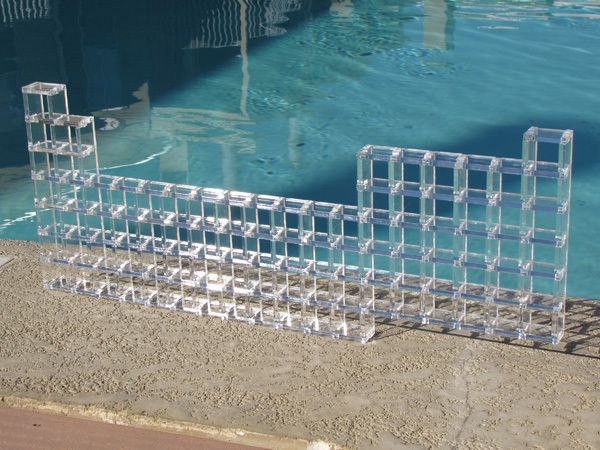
[
  {"x1": 3, "y1": 0, "x2": 587, "y2": 176},
  {"x1": 183, "y1": 0, "x2": 304, "y2": 49},
  {"x1": 424, "y1": 0, "x2": 454, "y2": 49},
  {"x1": 1, "y1": 0, "x2": 599, "y2": 185},
  {"x1": 0, "y1": 0, "x2": 51, "y2": 26},
  {"x1": 88, "y1": 0, "x2": 457, "y2": 185},
  {"x1": 457, "y1": 0, "x2": 600, "y2": 20},
  {"x1": 0, "y1": 0, "x2": 330, "y2": 165}
]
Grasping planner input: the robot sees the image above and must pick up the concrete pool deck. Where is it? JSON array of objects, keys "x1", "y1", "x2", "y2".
[{"x1": 0, "y1": 239, "x2": 599, "y2": 449}]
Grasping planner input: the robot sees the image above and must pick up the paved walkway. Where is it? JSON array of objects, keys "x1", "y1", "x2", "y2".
[{"x1": 0, "y1": 407, "x2": 262, "y2": 450}]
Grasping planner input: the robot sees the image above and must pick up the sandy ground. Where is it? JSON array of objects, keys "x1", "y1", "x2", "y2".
[
  {"x1": 0, "y1": 405, "x2": 261, "y2": 450},
  {"x1": 0, "y1": 239, "x2": 599, "y2": 449}
]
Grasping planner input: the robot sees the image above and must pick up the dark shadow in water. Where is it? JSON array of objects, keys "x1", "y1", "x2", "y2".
[{"x1": 0, "y1": 0, "x2": 333, "y2": 167}]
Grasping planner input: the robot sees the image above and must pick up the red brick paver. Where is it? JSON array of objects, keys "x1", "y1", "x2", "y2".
[{"x1": 0, "y1": 407, "x2": 263, "y2": 450}]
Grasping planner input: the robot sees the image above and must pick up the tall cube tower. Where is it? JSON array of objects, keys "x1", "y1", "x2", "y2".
[{"x1": 22, "y1": 82, "x2": 100, "y2": 289}]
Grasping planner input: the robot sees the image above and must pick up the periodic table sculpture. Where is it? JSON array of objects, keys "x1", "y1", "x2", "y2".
[{"x1": 23, "y1": 82, "x2": 573, "y2": 344}]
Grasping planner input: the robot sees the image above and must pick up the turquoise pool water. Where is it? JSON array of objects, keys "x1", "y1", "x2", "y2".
[{"x1": 0, "y1": 0, "x2": 599, "y2": 298}]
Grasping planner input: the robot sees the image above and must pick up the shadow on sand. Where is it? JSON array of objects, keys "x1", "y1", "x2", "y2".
[{"x1": 372, "y1": 298, "x2": 600, "y2": 359}]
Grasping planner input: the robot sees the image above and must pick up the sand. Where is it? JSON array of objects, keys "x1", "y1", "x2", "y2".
[{"x1": 0, "y1": 239, "x2": 599, "y2": 449}]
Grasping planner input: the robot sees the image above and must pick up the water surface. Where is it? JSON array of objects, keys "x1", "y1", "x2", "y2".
[{"x1": 0, "y1": 0, "x2": 599, "y2": 297}]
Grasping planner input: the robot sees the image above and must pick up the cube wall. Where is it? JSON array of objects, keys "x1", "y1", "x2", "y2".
[{"x1": 23, "y1": 82, "x2": 573, "y2": 344}]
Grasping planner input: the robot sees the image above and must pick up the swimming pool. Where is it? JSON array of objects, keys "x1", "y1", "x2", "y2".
[{"x1": 0, "y1": 0, "x2": 599, "y2": 298}]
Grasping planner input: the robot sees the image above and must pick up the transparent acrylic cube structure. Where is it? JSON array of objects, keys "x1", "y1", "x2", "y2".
[{"x1": 24, "y1": 82, "x2": 573, "y2": 344}]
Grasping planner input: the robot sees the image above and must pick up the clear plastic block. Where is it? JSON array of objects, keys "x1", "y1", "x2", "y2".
[{"x1": 24, "y1": 82, "x2": 572, "y2": 345}]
